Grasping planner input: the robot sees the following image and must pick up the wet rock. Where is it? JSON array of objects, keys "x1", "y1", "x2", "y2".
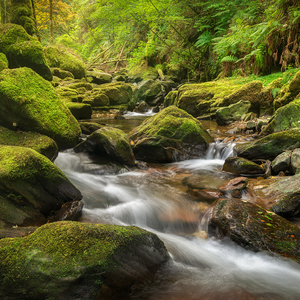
[
  {"x1": 222, "y1": 157, "x2": 265, "y2": 176},
  {"x1": 48, "y1": 200, "x2": 83, "y2": 222},
  {"x1": 216, "y1": 101, "x2": 251, "y2": 125},
  {"x1": 137, "y1": 80, "x2": 164, "y2": 106},
  {"x1": 291, "y1": 148, "x2": 300, "y2": 174},
  {"x1": 79, "y1": 122, "x2": 104, "y2": 135},
  {"x1": 208, "y1": 198, "x2": 300, "y2": 262},
  {"x1": 152, "y1": 104, "x2": 160, "y2": 113},
  {"x1": 0, "y1": 221, "x2": 169, "y2": 299},
  {"x1": 246, "y1": 121, "x2": 256, "y2": 131},
  {"x1": 0, "y1": 146, "x2": 82, "y2": 228},
  {"x1": 130, "y1": 106, "x2": 213, "y2": 163},
  {"x1": 183, "y1": 174, "x2": 229, "y2": 190},
  {"x1": 218, "y1": 177, "x2": 248, "y2": 191},
  {"x1": 272, "y1": 151, "x2": 292, "y2": 174},
  {"x1": 135, "y1": 101, "x2": 150, "y2": 113},
  {"x1": 74, "y1": 127, "x2": 136, "y2": 165},
  {"x1": 234, "y1": 129, "x2": 300, "y2": 160},
  {"x1": 187, "y1": 189, "x2": 223, "y2": 203}
]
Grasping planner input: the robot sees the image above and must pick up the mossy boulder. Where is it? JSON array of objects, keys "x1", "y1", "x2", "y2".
[
  {"x1": 0, "y1": 221, "x2": 169, "y2": 299},
  {"x1": 164, "y1": 90, "x2": 178, "y2": 107},
  {"x1": 0, "y1": 126, "x2": 58, "y2": 161},
  {"x1": 79, "y1": 122, "x2": 104, "y2": 135},
  {"x1": 0, "y1": 53, "x2": 8, "y2": 72},
  {"x1": 222, "y1": 156, "x2": 265, "y2": 176},
  {"x1": 44, "y1": 46, "x2": 87, "y2": 79},
  {"x1": 234, "y1": 129, "x2": 300, "y2": 160},
  {"x1": 94, "y1": 82, "x2": 134, "y2": 105},
  {"x1": 56, "y1": 86, "x2": 79, "y2": 103},
  {"x1": 74, "y1": 127, "x2": 136, "y2": 166},
  {"x1": 0, "y1": 146, "x2": 82, "y2": 219},
  {"x1": 216, "y1": 101, "x2": 251, "y2": 125},
  {"x1": 86, "y1": 69, "x2": 112, "y2": 84},
  {"x1": 137, "y1": 80, "x2": 164, "y2": 106},
  {"x1": 85, "y1": 90, "x2": 110, "y2": 107},
  {"x1": 10, "y1": 0, "x2": 35, "y2": 35},
  {"x1": 130, "y1": 106, "x2": 214, "y2": 163},
  {"x1": 66, "y1": 103, "x2": 92, "y2": 120},
  {"x1": 0, "y1": 24, "x2": 52, "y2": 80},
  {"x1": 51, "y1": 67, "x2": 75, "y2": 79},
  {"x1": 208, "y1": 198, "x2": 300, "y2": 263},
  {"x1": 261, "y1": 100, "x2": 300, "y2": 134},
  {"x1": 0, "y1": 68, "x2": 81, "y2": 150}
]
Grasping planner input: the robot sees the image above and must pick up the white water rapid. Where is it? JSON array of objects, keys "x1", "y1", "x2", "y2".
[{"x1": 55, "y1": 142, "x2": 300, "y2": 300}]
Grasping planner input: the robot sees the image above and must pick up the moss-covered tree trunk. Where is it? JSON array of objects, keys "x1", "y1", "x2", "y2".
[
  {"x1": 10, "y1": 0, "x2": 35, "y2": 35},
  {"x1": 0, "y1": 0, "x2": 10, "y2": 24}
]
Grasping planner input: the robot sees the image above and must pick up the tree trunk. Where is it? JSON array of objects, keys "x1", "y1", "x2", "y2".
[
  {"x1": 0, "y1": 0, "x2": 9, "y2": 24},
  {"x1": 31, "y1": 0, "x2": 41, "y2": 41},
  {"x1": 50, "y1": 0, "x2": 53, "y2": 43}
]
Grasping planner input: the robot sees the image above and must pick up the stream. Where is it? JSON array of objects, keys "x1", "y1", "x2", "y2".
[{"x1": 55, "y1": 113, "x2": 300, "y2": 300}]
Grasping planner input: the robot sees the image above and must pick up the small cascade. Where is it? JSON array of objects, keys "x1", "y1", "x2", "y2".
[{"x1": 205, "y1": 141, "x2": 236, "y2": 160}]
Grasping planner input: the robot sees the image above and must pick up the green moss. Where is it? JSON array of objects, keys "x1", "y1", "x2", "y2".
[
  {"x1": 44, "y1": 46, "x2": 87, "y2": 79},
  {"x1": 0, "y1": 67, "x2": 81, "y2": 150},
  {"x1": 0, "y1": 53, "x2": 8, "y2": 72},
  {"x1": 0, "y1": 126, "x2": 58, "y2": 161},
  {"x1": 65, "y1": 103, "x2": 92, "y2": 120}
]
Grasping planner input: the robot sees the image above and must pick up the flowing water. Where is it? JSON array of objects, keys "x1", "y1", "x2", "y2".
[{"x1": 55, "y1": 114, "x2": 300, "y2": 300}]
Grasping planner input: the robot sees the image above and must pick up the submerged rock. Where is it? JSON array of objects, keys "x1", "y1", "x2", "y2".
[
  {"x1": 234, "y1": 129, "x2": 300, "y2": 160},
  {"x1": 74, "y1": 127, "x2": 136, "y2": 165},
  {"x1": 130, "y1": 106, "x2": 213, "y2": 163},
  {"x1": 208, "y1": 198, "x2": 300, "y2": 263},
  {"x1": 0, "y1": 221, "x2": 169, "y2": 299},
  {"x1": 0, "y1": 68, "x2": 81, "y2": 150},
  {"x1": 0, "y1": 146, "x2": 82, "y2": 227}
]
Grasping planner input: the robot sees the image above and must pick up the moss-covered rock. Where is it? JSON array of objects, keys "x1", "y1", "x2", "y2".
[
  {"x1": 216, "y1": 101, "x2": 251, "y2": 125},
  {"x1": 74, "y1": 127, "x2": 136, "y2": 165},
  {"x1": 87, "y1": 69, "x2": 112, "y2": 84},
  {"x1": 0, "y1": 53, "x2": 8, "y2": 72},
  {"x1": 271, "y1": 150, "x2": 292, "y2": 174},
  {"x1": 137, "y1": 80, "x2": 164, "y2": 106},
  {"x1": 10, "y1": 0, "x2": 35, "y2": 35},
  {"x1": 66, "y1": 103, "x2": 92, "y2": 120},
  {"x1": 51, "y1": 67, "x2": 75, "y2": 79},
  {"x1": 164, "y1": 90, "x2": 178, "y2": 107},
  {"x1": 135, "y1": 101, "x2": 150, "y2": 113},
  {"x1": 84, "y1": 89, "x2": 110, "y2": 107},
  {"x1": 0, "y1": 146, "x2": 82, "y2": 219},
  {"x1": 79, "y1": 122, "x2": 104, "y2": 135},
  {"x1": 56, "y1": 86, "x2": 79, "y2": 103},
  {"x1": 222, "y1": 156, "x2": 265, "y2": 176},
  {"x1": 44, "y1": 46, "x2": 87, "y2": 79},
  {"x1": 261, "y1": 100, "x2": 300, "y2": 134},
  {"x1": 130, "y1": 106, "x2": 213, "y2": 163},
  {"x1": 0, "y1": 24, "x2": 52, "y2": 80},
  {"x1": 0, "y1": 68, "x2": 81, "y2": 150},
  {"x1": 0, "y1": 221, "x2": 169, "y2": 299},
  {"x1": 235, "y1": 129, "x2": 300, "y2": 160},
  {"x1": 208, "y1": 198, "x2": 300, "y2": 263},
  {"x1": 94, "y1": 82, "x2": 133, "y2": 105},
  {"x1": 0, "y1": 126, "x2": 58, "y2": 161}
]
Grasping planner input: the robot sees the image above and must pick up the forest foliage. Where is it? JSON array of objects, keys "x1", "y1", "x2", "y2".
[{"x1": 0, "y1": 0, "x2": 300, "y2": 81}]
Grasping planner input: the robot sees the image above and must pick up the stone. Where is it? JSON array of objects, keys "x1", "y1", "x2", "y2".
[
  {"x1": 74, "y1": 127, "x2": 136, "y2": 165},
  {"x1": 130, "y1": 106, "x2": 214, "y2": 163},
  {"x1": 0, "y1": 68, "x2": 81, "y2": 150},
  {"x1": 234, "y1": 129, "x2": 300, "y2": 161},
  {"x1": 216, "y1": 101, "x2": 251, "y2": 125},
  {"x1": 51, "y1": 68, "x2": 74, "y2": 79},
  {"x1": 218, "y1": 177, "x2": 248, "y2": 191},
  {"x1": 66, "y1": 103, "x2": 92, "y2": 120},
  {"x1": 135, "y1": 101, "x2": 150, "y2": 113},
  {"x1": 208, "y1": 198, "x2": 300, "y2": 263},
  {"x1": 164, "y1": 90, "x2": 178, "y2": 107},
  {"x1": 79, "y1": 122, "x2": 104, "y2": 135},
  {"x1": 0, "y1": 221, "x2": 169, "y2": 299},
  {"x1": 222, "y1": 157, "x2": 265, "y2": 176},
  {"x1": 44, "y1": 46, "x2": 87, "y2": 79},
  {"x1": 137, "y1": 80, "x2": 164, "y2": 106},
  {"x1": 87, "y1": 69, "x2": 112, "y2": 84},
  {"x1": 291, "y1": 148, "x2": 300, "y2": 174},
  {"x1": 271, "y1": 151, "x2": 292, "y2": 174}
]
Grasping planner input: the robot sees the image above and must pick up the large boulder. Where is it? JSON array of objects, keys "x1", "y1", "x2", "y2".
[
  {"x1": 0, "y1": 126, "x2": 58, "y2": 161},
  {"x1": 86, "y1": 69, "x2": 112, "y2": 84},
  {"x1": 44, "y1": 46, "x2": 87, "y2": 79},
  {"x1": 0, "y1": 146, "x2": 82, "y2": 227},
  {"x1": 216, "y1": 101, "x2": 251, "y2": 125},
  {"x1": 234, "y1": 129, "x2": 300, "y2": 160},
  {"x1": 261, "y1": 100, "x2": 300, "y2": 135},
  {"x1": 0, "y1": 24, "x2": 52, "y2": 80},
  {"x1": 0, "y1": 221, "x2": 169, "y2": 299},
  {"x1": 130, "y1": 106, "x2": 214, "y2": 163},
  {"x1": 0, "y1": 68, "x2": 81, "y2": 150},
  {"x1": 74, "y1": 127, "x2": 136, "y2": 166},
  {"x1": 208, "y1": 198, "x2": 300, "y2": 262}
]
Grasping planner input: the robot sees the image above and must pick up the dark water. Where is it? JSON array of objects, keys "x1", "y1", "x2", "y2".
[{"x1": 55, "y1": 112, "x2": 300, "y2": 300}]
